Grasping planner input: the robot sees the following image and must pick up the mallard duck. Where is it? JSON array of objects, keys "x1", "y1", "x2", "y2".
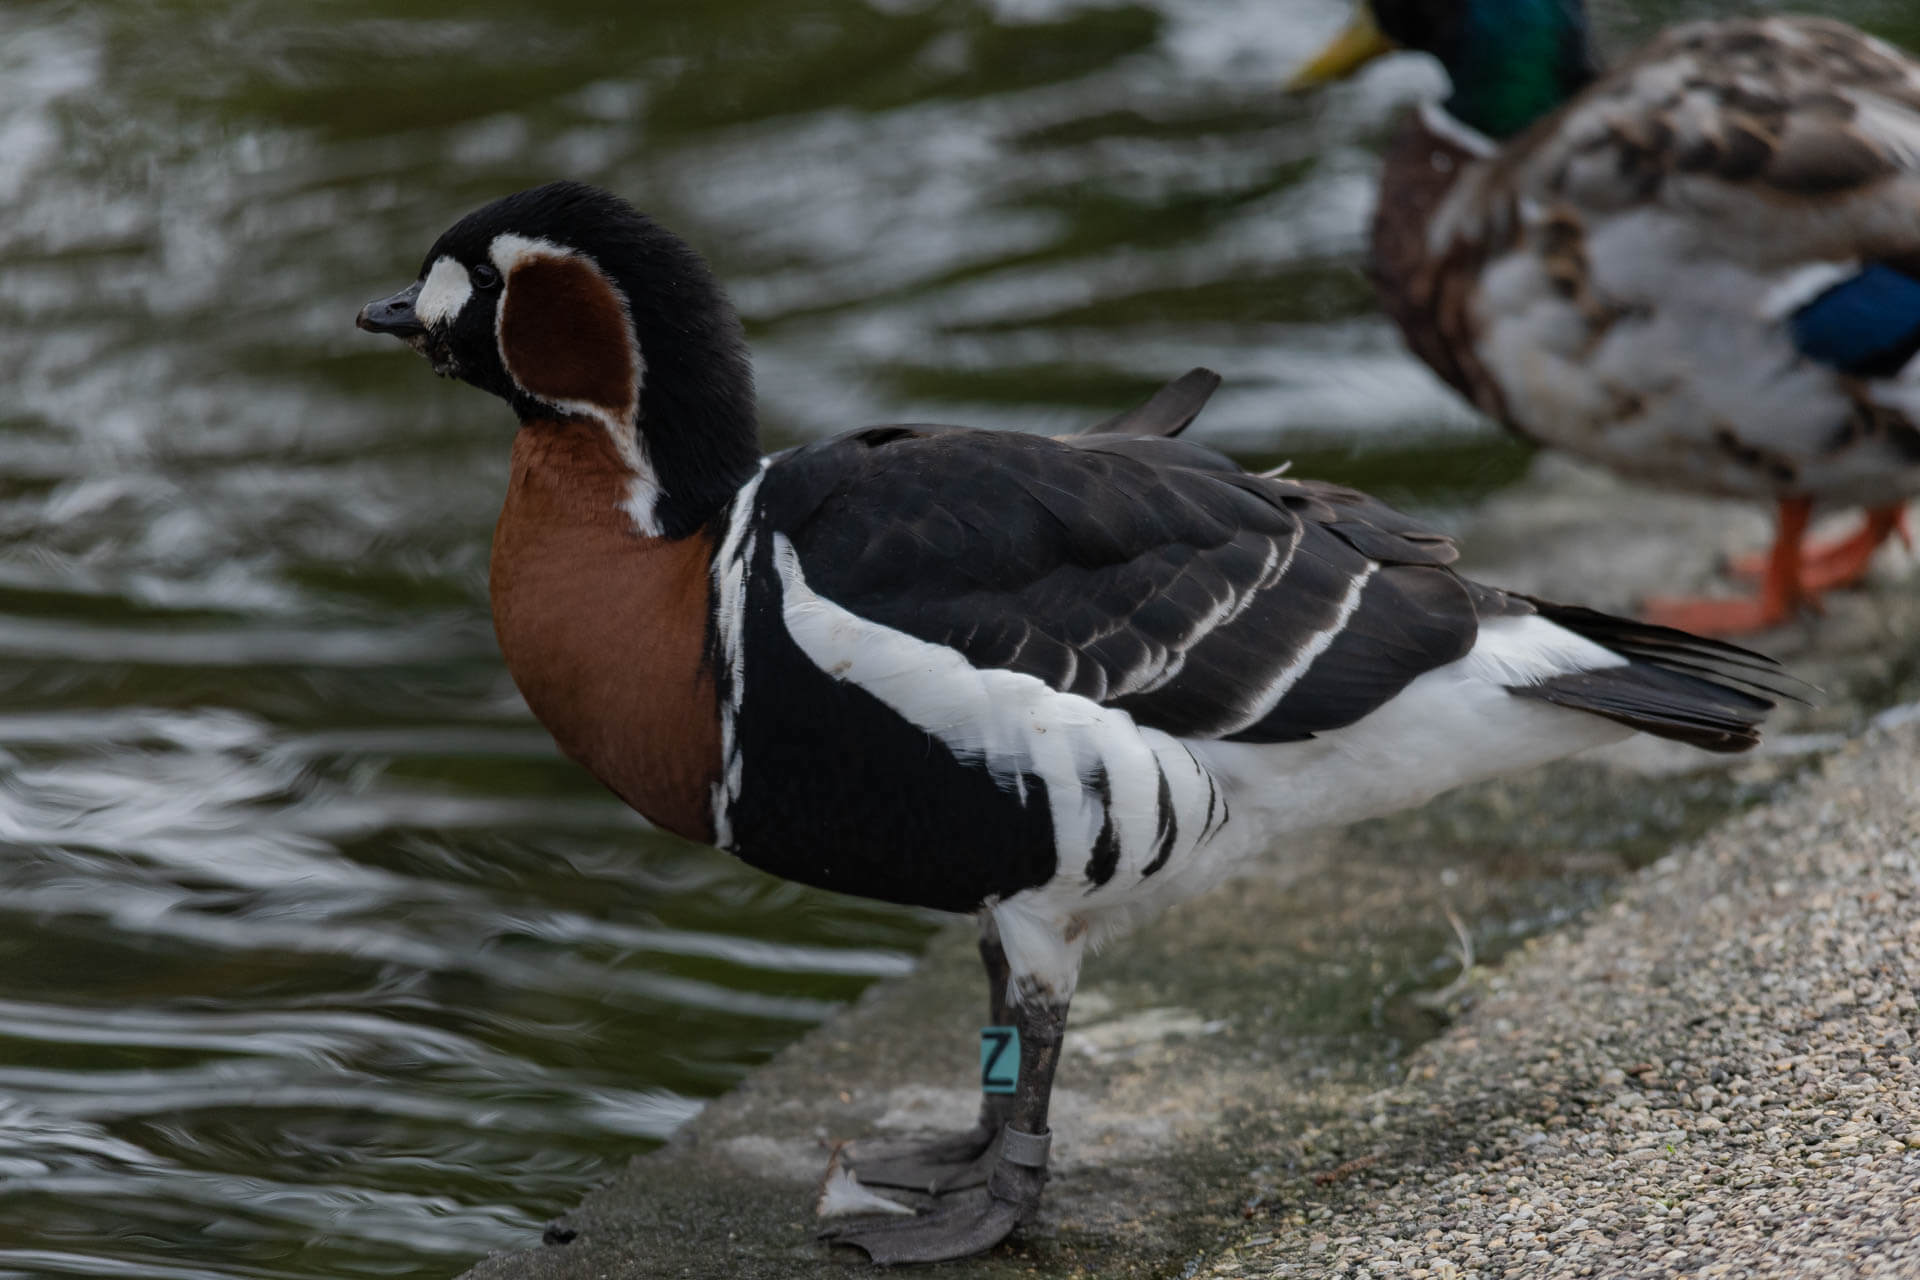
[
  {"x1": 1292, "y1": 0, "x2": 1920, "y2": 633},
  {"x1": 358, "y1": 181, "x2": 1782, "y2": 1263}
]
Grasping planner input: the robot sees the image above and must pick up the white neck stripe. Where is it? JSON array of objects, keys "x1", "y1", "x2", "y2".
[{"x1": 489, "y1": 233, "x2": 660, "y2": 535}]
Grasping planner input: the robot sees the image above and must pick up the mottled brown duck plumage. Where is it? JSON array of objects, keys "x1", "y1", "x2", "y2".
[{"x1": 1297, "y1": 3, "x2": 1920, "y2": 632}]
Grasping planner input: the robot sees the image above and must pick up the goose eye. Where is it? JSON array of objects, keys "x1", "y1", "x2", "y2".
[{"x1": 472, "y1": 263, "x2": 501, "y2": 290}]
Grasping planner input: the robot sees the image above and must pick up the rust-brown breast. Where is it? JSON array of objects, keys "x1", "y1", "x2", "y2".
[{"x1": 489, "y1": 419, "x2": 720, "y2": 843}]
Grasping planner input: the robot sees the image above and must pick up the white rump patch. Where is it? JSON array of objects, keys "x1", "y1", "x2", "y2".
[
  {"x1": 1185, "y1": 613, "x2": 1636, "y2": 849},
  {"x1": 416, "y1": 255, "x2": 472, "y2": 325},
  {"x1": 1460, "y1": 613, "x2": 1626, "y2": 686}
]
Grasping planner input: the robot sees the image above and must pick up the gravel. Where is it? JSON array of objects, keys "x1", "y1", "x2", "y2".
[{"x1": 1206, "y1": 722, "x2": 1920, "y2": 1280}]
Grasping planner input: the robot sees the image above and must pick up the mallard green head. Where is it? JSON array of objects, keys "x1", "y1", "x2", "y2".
[{"x1": 1291, "y1": 0, "x2": 1599, "y2": 140}]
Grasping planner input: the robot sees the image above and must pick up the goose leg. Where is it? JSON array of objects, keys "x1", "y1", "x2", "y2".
[
  {"x1": 834, "y1": 919, "x2": 1013, "y2": 1194},
  {"x1": 823, "y1": 986, "x2": 1067, "y2": 1264}
]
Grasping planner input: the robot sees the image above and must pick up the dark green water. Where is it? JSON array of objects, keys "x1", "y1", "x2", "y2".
[{"x1": 0, "y1": 0, "x2": 1910, "y2": 1277}]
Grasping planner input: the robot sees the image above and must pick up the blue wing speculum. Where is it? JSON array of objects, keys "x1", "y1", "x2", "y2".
[{"x1": 1789, "y1": 262, "x2": 1920, "y2": 379}]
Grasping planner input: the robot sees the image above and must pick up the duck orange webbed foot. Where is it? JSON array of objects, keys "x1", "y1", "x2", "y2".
[
  {"x1": 1723, "y1": 503, "x2": 1910, "y2": 593},
  {"x1": 1645, "y1": 497, "x2": 1814, "y2": 635}
]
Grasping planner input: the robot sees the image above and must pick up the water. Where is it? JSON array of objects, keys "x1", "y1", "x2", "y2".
[{"x1": 0, "y1": 0, "x2": 1910, "y2": 1277}]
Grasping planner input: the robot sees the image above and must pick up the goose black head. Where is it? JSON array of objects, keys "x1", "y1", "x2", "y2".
[{"x1": 359, "y1": 181, "x2": 761, "y2": 537}]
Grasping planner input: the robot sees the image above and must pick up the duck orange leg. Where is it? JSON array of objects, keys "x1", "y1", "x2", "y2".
[
  {"x1": 1726, "y1": 502, "x2": 1910, "y2": 593},
  {"x1": 1641, "y1": 497, "x2": 1811, "y2": 636}
]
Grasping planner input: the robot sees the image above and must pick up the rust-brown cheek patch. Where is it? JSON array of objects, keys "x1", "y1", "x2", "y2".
[{"x1": 499, "y1": 254, "x2": 638, "y2": 421}]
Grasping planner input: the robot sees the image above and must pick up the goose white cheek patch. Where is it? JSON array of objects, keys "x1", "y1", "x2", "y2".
[{"x1": 416, "y1": 255, "x2": 473, "y2": 325}]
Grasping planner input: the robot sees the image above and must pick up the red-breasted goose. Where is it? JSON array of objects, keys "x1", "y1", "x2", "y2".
[{"x1": 359, "y1": 181, "x2": 1787, "y2": 1263}]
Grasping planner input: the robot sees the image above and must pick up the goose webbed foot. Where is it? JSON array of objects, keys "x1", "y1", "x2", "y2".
[
  {"x1": 838, "y1": 1111, "x2": 1004, "y2": 1195},
  {"x1": 832, "y1": 917, "x2": 1016, "y2": 1198},
  {"x1": 820, "y1": 942, "x2": 1070, "y2": 1265},
  {"x1": 821, "y1": 1125, "x2": 1050, "y2": 1264}
]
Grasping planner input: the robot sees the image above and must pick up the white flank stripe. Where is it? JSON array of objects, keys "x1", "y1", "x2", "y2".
[
  {"x1": 770, "y1": 534, "x2": 1219, "y2": 887},
  {"x1": 1216, "y1": 563, "x2": 1378, "y2": 736}
]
